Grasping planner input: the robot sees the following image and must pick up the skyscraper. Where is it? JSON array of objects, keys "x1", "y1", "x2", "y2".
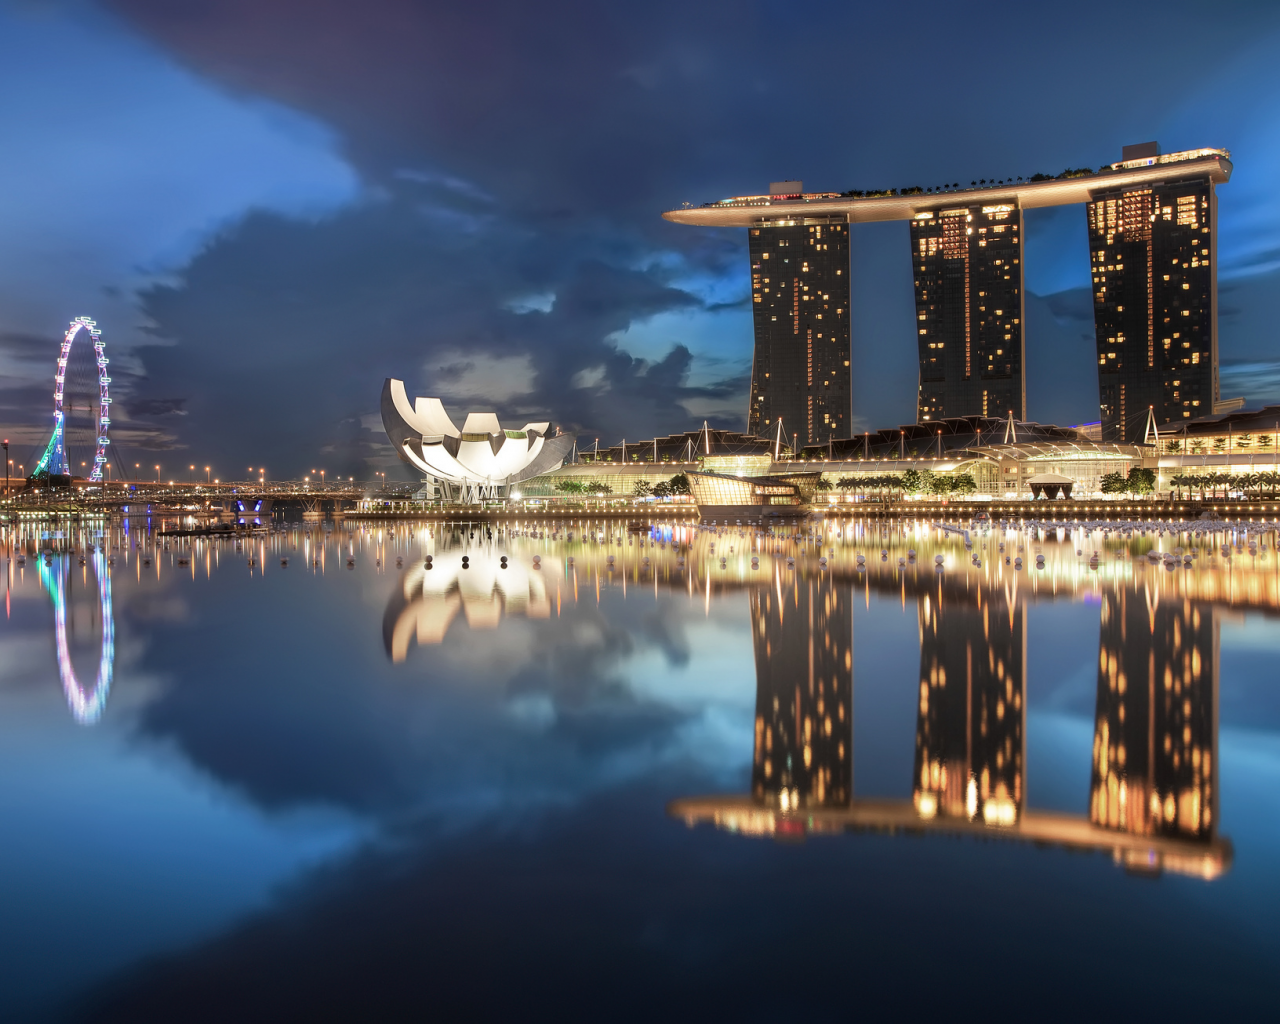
[
  {"x1": 747, "y1": 190, "x2": 850, "y2": 448},
  {"x1": 1088, "y1": 145, "x2": 1221, "y2": 441},
  {"x1": 663, "y1": 148, "x2": 1230, "y2": 436},
  {"x1": 910, "y1": 203, "x2": 1025, "y2": 421}
]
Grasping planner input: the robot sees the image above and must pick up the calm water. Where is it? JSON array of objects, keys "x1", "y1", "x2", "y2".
[{"x1": 2, "y1": 514, "x2": 1279, "y2": 1021}]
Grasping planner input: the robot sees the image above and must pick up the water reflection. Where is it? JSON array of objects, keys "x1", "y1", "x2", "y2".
[
  {"x1": 915, "y1": 578, "x2": 1024, "y2": 826},
  {"x1": 383, "y1": 553, "x2": 550, "y2": 660},
  {"x1": 40, "y1": 551, "x2": 115, "y2": 724},
  {"x1": 750, "y1": 581, "x2": 852, "y2": 813},
  {"x1": 672, "y1": 557, "x2": 1231, "y2": 880},
  {"x1": 1091, "y1": 591, "x2": 1215, "y2": 843}
]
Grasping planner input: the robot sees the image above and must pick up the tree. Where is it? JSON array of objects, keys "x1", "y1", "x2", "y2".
[
  {"x1": 554, "y1": 479, "x2": 585, "y2": 495},
  {"x1": 1212, "y1": 436, "x2": 1227, "y2": 453},
  {"x1": 1100, "y1": 471, "x2": 1126, "y2": 495},
  {"x1": 927, "y1": 473, "x2": 951, "y2": 496},
  {"x1": 1191, "y1": 439, "x2": 1206, "y2": 454},
  {"x1": 595, "y1": 483, "x2": 613, "y2": 496},
  {"x1": 1165, "y1": 438, "x2": 1183, "y2": 454},
  {"x1": 652, "y1": 481, "x2": 671, "y2": 498},
  {"x1": 901, "y1": 469, "x2": 922, "y2": 494},
  {"x1": 632, "y1": 480, "x2": 651, "y2": 498},
  {"x1": 1237, "y1": 433, "x2": 1253, "y2": 450},
  {"x1": 952, "y1": 473, "x2": 977, "y2": 495},
  {"x1": 668, "y1": 473, "x2": 691, "y2": 496},
  {"x1": 814, "y1": 478, "x2": 833, "y2": 492},
  {"x1": 1126, "y1": 467, "x2": 1156, "y2": 496}
]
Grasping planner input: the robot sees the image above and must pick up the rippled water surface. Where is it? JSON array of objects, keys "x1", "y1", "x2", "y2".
[{"x1": 2, "y1": 514, "x2": 1279, "y2": 1021}]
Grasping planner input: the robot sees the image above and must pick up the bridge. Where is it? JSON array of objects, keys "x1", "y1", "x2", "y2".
[{"x1": 1, "y1": 479, "x2": 380, "y2": 517}]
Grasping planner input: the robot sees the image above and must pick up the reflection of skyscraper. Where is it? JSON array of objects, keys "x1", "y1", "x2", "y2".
[
  {"x1": 750, "y1": 579, "x2": 851, "y2": 809},
  {"x1": 910, "y1": 203, "x2": 1025, "y2": 421},
  {"x1": 913, "y1": 582, "x2": 1024, "y2": 825},
  {"x1": 1090, "y1": 590, "x2": 1216, "y2": 841},
  {"x1": 746, "y1": 208, "x2": 851, "y2": 447}
]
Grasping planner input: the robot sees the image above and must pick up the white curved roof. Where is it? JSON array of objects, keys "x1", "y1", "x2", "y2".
[{"x1": 381, "y1": 378, "x2": 572, "y2": 486}]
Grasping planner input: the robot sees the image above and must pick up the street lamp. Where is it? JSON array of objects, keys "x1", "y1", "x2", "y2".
[
  {"x1": 189, "y1": 464, "x2": 195, "y2": 483},
  {"x1": 2, "y1": 439, "x2": 8, "y2": 499},
  {"x1": 205, "y1": 466, "x2": 211, "y2": 484},
  {"x1": 155, "y1": 464, "x2": 160, "y2": 484}
]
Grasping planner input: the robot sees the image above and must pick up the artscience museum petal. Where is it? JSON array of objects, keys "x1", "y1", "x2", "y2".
[{"x1": 380, "y1": 378, "x2": 574, "y2": 500}]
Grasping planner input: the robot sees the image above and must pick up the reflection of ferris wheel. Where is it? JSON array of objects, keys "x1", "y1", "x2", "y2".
[
  {"x1": 40, "y1": 552, "x2": 115, "y2": 725},
  {"x1": 33, "y1": 317, "x2": 112, "y2": 481}
]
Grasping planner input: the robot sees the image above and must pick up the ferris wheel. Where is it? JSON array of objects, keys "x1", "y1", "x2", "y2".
[{"x1": 32, "y1": 317, "x2": 112, "y2": 481}]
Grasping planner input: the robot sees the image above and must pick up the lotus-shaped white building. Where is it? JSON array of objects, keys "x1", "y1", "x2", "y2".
[{"x1": 381, "y1": 378, "x2": 574, "y2": 501}]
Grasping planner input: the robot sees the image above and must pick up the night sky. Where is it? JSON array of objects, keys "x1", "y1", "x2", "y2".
[{"x1": 3, "y1": 0, "x2": 1280, "y2": 480}]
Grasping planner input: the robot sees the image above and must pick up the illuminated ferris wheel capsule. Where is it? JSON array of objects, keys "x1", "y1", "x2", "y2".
[{"x1": 32, "y1": 316, "x2": 112, "y2": 482}]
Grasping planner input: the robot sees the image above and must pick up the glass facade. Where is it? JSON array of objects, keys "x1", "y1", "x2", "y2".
[
  {"x1": 1087, "y1": 177, "x2": 1218, "y2": 441},
  {"x1": 910, "y1": 204, "x2": 1025, "y2": 422},
  {"x1": 747, "y1": 216, "x2": 850, "y2": 447},
  {"x1": 685, "y1": 472, "x2": 801, "y2": 508}
]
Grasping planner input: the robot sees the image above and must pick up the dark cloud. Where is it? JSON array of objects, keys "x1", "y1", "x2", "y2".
[
  {"x1": 125, "y1": 188, "x2": 742, "y2": 477},
  {"x1": 1042, "y1": 287, "x2": 1096, "y2": 325},
  {"x1": 0, "y1": 331, "x2": 57, "y2": 364},
  {"x1": 90, "y1": 0, "x2": 1280, "y2": 469},
  {"x1": 124, "y1": 397, "x2": 187, "y2": 417}
]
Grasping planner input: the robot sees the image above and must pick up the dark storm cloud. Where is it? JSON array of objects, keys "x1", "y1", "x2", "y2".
[
  {"x1": 94, "y1": 0, "x2": 1280, "y2": 467},
  {"x1": 124, "y1": 181, "x2": 744, "y2": 477},
  {"x1": 108, "y1": 0, "x2": 1280, "y2": 216}
]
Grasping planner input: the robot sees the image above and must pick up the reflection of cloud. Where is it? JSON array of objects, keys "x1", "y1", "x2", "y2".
[{"x1": 382, "y1": 557, "x2": 550, "y2": 662}]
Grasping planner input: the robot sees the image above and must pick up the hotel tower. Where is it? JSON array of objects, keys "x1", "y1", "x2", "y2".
[{"x1": 663, "y1": 146, "x2": 1232, "y2": 438}]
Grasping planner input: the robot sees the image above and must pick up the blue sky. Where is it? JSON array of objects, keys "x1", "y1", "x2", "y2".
[{"x1": 2, "y1": 0, "x2": 1279, "y2": 477}]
